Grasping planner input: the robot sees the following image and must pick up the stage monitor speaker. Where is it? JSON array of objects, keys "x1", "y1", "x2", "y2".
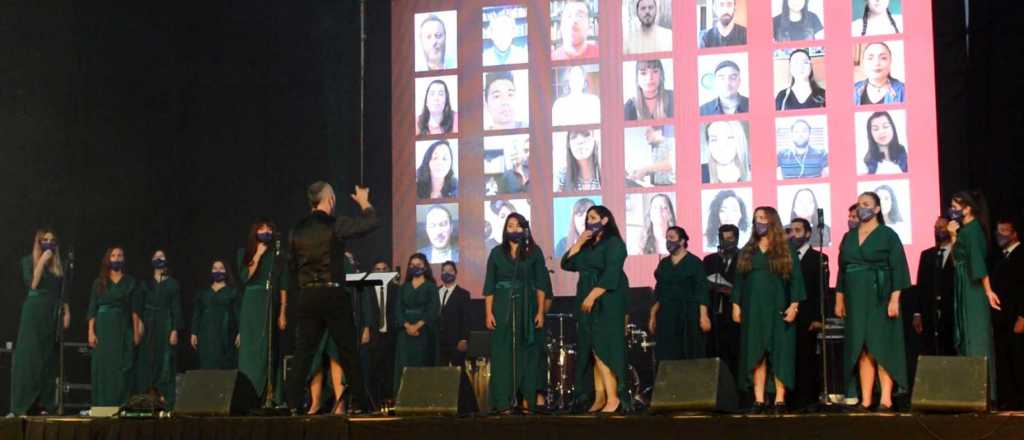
[
  {"x1": 911, "y1": 355, "x2": 988, "y2": 413},
  {"x1": 175, "y1": 369, "x2": 259, "y2": 416},
  {"x1": 650, "y1": 358, "x2": 737, "y2": 413},
  {"x1": 395, "y1": 366, "x2": 463, "y2": 416}
]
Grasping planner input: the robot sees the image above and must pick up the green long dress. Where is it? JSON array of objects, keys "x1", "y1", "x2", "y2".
[
  {"x1": 560, "y1": 235, "x2": 631, "y2": 409},
  {"x1": 951, "y1": 219, "x2": 996, "y2": 398},
  {"x1": 483, "y1": 245, "x2": 553, "y2": 411},
  {"x1": 236, "y1": 248, "x2": 288, "y2": 403},
  {"x1": 653, "y1": 253, "x2": 710, "y2": 361},
  {"x1": 134, "y1": 276, "x2": 184, "y2": 404},
  {"x1": 88, "y1": 275, "x2": 139, "y2": 406},
  {"x1": 393, "y1": 280, "x2": 441, "y2": 390},
  {"x1": 10, "y1": 255, "x2": 62, "y2": 415},
  {"x1": 733, "y1": 246, "x2": 806, "y2": 393},
  {"x1": 191, "y1": 286, "x2": 239, "y2": 369},
  {"x1": 836, "y1": 225, "x2": 911, "y2": 396}
]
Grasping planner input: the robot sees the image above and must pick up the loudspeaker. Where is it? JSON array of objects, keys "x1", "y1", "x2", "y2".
[
  {"x1": 650, "y1": 358, "x2": 737, "y2": 413},
  {"x1": 912, "y1": 355, "x2": 988, "y2": 413},
  {"x1": 175, "y1": 369, "x2": 259, "y2": 416},
  {"x1": 394, "y1": 366, "x2": 464, "y2": 416}
]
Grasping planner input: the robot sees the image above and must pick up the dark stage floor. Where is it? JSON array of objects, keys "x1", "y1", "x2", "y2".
[{"x1": 4, "y1": 412, "x2": 1024, "y2": 440}]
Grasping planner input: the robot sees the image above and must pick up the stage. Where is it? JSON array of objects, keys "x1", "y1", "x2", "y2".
[{"x1": 4, "y1": 412, "x2": 1024, "y2": 440}]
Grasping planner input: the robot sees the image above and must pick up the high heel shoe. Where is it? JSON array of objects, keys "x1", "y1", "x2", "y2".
[{"x1": 598, "y1": 401, "x2": 621, "y2": 416}]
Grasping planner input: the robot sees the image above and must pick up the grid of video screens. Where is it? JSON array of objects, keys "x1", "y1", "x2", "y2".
[{"x1": 394, "y1": 0, "x2": 939, "y2": 295}]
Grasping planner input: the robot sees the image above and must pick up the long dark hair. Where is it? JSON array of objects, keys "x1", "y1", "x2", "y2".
[
  {"x1": 952, "y1": 190, "x2": 991, "y2": 247},
  {"x1": 873, "y1": 185, "x2": 903, "y2": 223},
  {"x1": 860, "y1": 3, "x2": 901, "y2": 35},
  {"x1": 704, "y1": 190, "x2": 750, "y2": 248},
  {"x1": 565, "y1": 197, "x2": 596, "y2": 247},
  {"x1": 633, "y1": 59, "x2": 667, "y2": 119},
  {"x1": 782, "y1": 49, "x2": 825, "y2": 107},
  {"x1": 563, "y1": 129, "x2": 601, "y2": 190},
  {"x1": 860, "y1": 191, "x2": 887, "y2": 225},
  {"x1": 210, "y1": 259, "x2": 236, "y2": 288},
  {"x1": 584, "y1": 205, "x2": 621, "y2": 248},
  {"x1": 95, "y1": 245, "x2": 125, "y2": 294},
  {"x1": 864, "y1": 111, "x2": 907, "y2": 172},
  {"x1": 501, "y1": 213, "x2": 536, "y2": 261},
  {"x1": 404, "y1": 253, "x2": 436, "y2": 284},
  {"x1": 242, "y1": 218, "x2": 276, "y2": 268},
  {"x1": 737, "y1": 207, "x2": 793, "y2": 279},
  {"x1": 151, "y1": 249, "x2": 172, "y2": 277},
  {"x1": 417, "y1": 79, "x2": 454, "y2": 135},
  {"x1": 416, "y1": 140, "x2": 457, "y2": 198},
  {"x1": 641, "y1": 194, "x2": 677, "y2": 254}
]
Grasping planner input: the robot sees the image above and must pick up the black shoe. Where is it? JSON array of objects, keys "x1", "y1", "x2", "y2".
[
  {"x1": 747, "y1": 402, "x2": 766, "y2": 415},
  {"x1": 773, "y1": 402, "x2": 788, "y2": 415},
  {"x1": 875, "y1": 405, "x2": 895, "y2": 414},
  {"x1": 849, "y1": 404, "x2": 872, "y2": 414},
  {"x1": 598, "y1": 402, "x2": 621, "y2": 417}
]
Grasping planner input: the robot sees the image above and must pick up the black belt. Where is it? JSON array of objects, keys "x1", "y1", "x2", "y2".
[{"x1": 302, "y1": 282, "x2": 341, "y2": 289}]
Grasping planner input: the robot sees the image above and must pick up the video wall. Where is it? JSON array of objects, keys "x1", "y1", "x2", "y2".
[{"x1": 391, "y1": 0, "x2": 939, "y2": 296}]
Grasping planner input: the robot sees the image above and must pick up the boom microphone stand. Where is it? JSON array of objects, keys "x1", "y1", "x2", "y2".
[
  {"x1": 56, "y1": 247, "x2": 74, "y2": 415},
  {"x1": 815, "y1": 209, "x2": 834, "y2": 409}
]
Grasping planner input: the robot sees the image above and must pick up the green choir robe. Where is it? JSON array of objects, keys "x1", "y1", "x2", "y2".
[
  {"x1": 483, "y1": 245, "x2": 553, "y2": 411},
  {"x1": 560, "y1": 235, "x2": 631, "y2": 409},
  {"x1": 88, "y1": 274, "x2": 139, "y2": 406},
  {"x1": 134, "y1": 275, "x2": 184, "y2": 404},
  {"x1": 733, "y1": 246, "x2": 806, "y2": 393},
  {"x1": 393, "y1": 280, "x2": 441, "y2": 390},
  {"x1": 836, "y1": 225, "x2": 911, "y2": 396},
  {"x1": 653, "y1": 252, "x2": 710, "y2": 361},
  {"x1": 236, "y1": 248, "x2": 288, "y2": 403},
  {"x1": 10, "y1": 256, "x2": 62, "y2": 415},
  {"x1": 191, "y1": 285, "x2": 239, "y2": 369},
  {"x1": 951, "y1": 219, "x2": 996, "y2": 397}
]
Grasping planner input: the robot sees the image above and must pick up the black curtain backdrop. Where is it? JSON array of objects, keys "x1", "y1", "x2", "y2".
[{"x1": 0, "y1": 0, "x2": 1022, "y2": 412}]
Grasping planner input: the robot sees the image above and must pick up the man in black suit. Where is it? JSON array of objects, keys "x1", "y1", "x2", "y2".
[
  {"x1": 991, "y1": 218, "x2": 1024, "y2": 409},
  {"x1": 906, "y1": 216, "x2": 957, "y2": 361},
  {"x1": 788, "y1": 218, "x2": 829, "y2": 411},
  {"x1": 437, "y1": 261, "x2": 476, "y2": 412},
  {"x1": 703, "y1": 224, "x2": 740, "y2": 378},
  {"x1": 361, "y1": 259, "x2": 399, "y2": 411}
]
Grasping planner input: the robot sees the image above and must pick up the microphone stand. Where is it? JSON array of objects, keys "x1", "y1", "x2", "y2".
[
  {"x1": 262, "y1": 239, "x2": 282, "y2": 410},
  {"x1": 815, "y1": 209, "x2": 833, "y2": 408},
  {"x1": 56, "y1": 247, "x2": 74, "y2": 415},
  {"x1": 508, "y1": 245, "x2": 521, "y2": 414}
]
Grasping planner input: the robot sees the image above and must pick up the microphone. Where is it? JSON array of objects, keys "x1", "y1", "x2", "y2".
[
  {"x1": 816, "y1": 208, "x2": 825, "y2": 227},
  {"x1": 274, "y1": 239, "x2": 282, "y2": 257},
  {"x1": 67, "y1": 247, "x2": 75, "y2": 270}
]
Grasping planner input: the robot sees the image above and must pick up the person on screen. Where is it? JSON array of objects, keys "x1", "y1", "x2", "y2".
[
  {"x1": 874, "y1": 184, "x2": 904, "y2": 227},
  {"x1": 498, "y1": 138, "x2": 530, "y2": 194},
  {"x1": 789, "y1": 188, "x2": 832, "y2": 247},
  {"x1": 484, "y1": 12, "x2": 528, "y2": 66},
  {"x1": 417, "y1": 80, "x2": 458, "y2": 136},
  {"x1": 419, "y1": 205, "x2": 459, "y2": 263},
  {"x1": 556, "y1": 197, "x2": 597, "y2": 257},
  {"x1": 557, "y1": 129, "x2": 602, "y2": 192},
  {"x1": 625, "y1": 0, "x2": 672, "y2": 54},
  {"x1": 699, "y1": 0, "x2": 748, "y2": 48},
  {"x1": 854, "y1": 42, "x2": 906, "y2": 105},
  {"x1": 852, "y1": 0, "x2": 903, "y2": 37},
  {"x1": 775, "y1": 49, "x2": 826, "y2": 111},
  {"x1": 485, "y1": 200, "x2": 518, "y2": 249},
  {"x1": 415, "y1": 140, "x2": 459, "y2": 199},
  {"x1": 699, "y1": 61, "x2": 749, "y2": 116},
  {"x1": 625, "y1": 59, "x2": 674, "y2": 121},
  {"x1": 863, "y1": 111, "x2": 908, "y2": 174},
  {"x1": 704, "y1": 190, "x2": 750, "y2": 250},
  {"x1": 552, "y1": 66, "x2": 601, "y2": 126},
  {"x1": 640, "y1": 194, "x2": 677, "y2": 255},
  {"x1": 773, "y1": 0, "x2": 824, "y2": 42},
  {"x1": 626, "y1": 126, "x2": 675, "y2": 186},
  {"x1": 776, "y1": 119, "x2": 829, "y2": 179},
  {"x1": 701, "y1": 121, "x2": 750, "y2": 184},
  {"x1": 419, "y1": 15, "x2": 455, "y2": 71},
  {"x1": 552, "y1": 0, "x2": 599, "y2": 60},
  {"x1": 484, "y1": 72, "x2": 525, "y2": 131}
]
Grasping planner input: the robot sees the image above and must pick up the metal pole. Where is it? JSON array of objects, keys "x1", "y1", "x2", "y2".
[{"x1": 359, "y1": 0, "x2": 367, "y2": 185}]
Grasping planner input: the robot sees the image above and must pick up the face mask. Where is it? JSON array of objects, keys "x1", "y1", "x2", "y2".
[
  {"x1": 40, "y1": 242, "x2": 57, "y2": 252},
  {"x1": 585, "y1": 221, "x2": 604, "y2": 233},
  {"x1": 948, "y1": 208, "x2": 964, "y2": 222},
  {"x1": 934, "y1": 230, "x2": 950, "y2": 243},
  {"x1": 152, "y1": 258, "x2": 167, "y2": 269},
  {"x1": 409, "y1": 266, "x2": 427, "y2": 277},
  {"x1": 857, "y1": 206, "x2": 876, "y2": 223},
  {"x1": 848, "y1": 219, "x2": 860, "y2": 231},
  {"x1": 110, "y1": 261, "x2": 125, "y2": 272},
  {"x1": 666, "y1": 240, "x2": 683, "y2": 254},
  {"x1": 507, "y1": 231, "x2": 527, "y2": 244},
  {"x1": 753, "y1": 222, "x2": 770, "y2": 237},
  {"x1": 441, "y1": 272, "x2": 456, "y2": 284},
  {"x1": 719, "y1": 239, "x2": 738, "y2": 252},
  {"x1": 211, "y1": 271, "x2": 228, "y2": 282},
  {"x1": 996, "y1": 233, "x2": 1011, "y2": 249},
  {"x1": 789, "y1": 236, "x2": 808, "y2": 248},
  {"x1": 257, "y1": 232, "x2": 274, "y2": 243}
]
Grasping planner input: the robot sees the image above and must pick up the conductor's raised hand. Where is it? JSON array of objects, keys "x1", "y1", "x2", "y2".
[{"x1": 351, "y1": 185, "x2": 371, "y2": 209}]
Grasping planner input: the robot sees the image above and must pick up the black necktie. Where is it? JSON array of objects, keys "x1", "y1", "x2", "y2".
[{"x1": 442, "y1": 288, "x2": 450, "y2": 309}]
